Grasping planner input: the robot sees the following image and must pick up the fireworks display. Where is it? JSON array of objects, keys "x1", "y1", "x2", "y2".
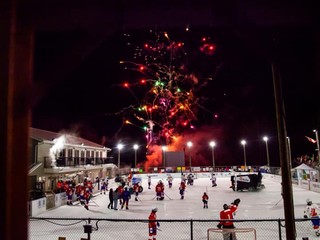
[{"x1": 115, "y1": 30, "x2": 219, "y2": 166}]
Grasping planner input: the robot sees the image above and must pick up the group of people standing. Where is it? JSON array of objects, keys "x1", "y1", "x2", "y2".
[{"x1": 107, "y1": 184, "x2": 133, "y2": 210}]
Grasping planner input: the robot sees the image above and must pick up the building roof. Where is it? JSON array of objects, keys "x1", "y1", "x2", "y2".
[{"x1": 30, "y1": 127, "x2": 110, "y2": 150}]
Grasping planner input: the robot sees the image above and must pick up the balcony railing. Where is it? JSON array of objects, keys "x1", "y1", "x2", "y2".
[{"x1": 44, "y1": 157, "x2": 112, "y2": 168}]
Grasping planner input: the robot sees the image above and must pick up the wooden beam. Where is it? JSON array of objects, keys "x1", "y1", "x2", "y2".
[{"x1": 0, "y1": 0, "x2": 33, "y2": 239}]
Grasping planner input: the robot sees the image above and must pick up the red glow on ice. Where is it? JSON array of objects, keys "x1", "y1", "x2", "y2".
[{"x1": 123, "y1": 82, "x2": 129, "y2": 88}]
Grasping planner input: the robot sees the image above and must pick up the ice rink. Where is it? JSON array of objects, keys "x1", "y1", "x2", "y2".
[{"x1": 29, "y1": 174, "x2": 320, "y2": 239}]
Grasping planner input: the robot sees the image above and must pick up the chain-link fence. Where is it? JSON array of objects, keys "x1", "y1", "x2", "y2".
[{"x1": 29, "y1": 217, "x2": 318, "y2": 240}]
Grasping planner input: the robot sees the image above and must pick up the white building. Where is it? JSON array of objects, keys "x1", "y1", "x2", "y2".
[{"x1": 28, "y1": 127, "x2": 115, "y2": 200}]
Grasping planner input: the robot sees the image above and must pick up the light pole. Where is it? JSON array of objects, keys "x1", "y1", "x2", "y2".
[
  {"x1": 263, "y1": 136, "x2": 270, "y2": 167},
  {"x1": 117, "y1": 143, "x2": 123, "y2": 169},
  {"x1": 162, "y1": 146, "x2": 167, "y2": 169},
  {"x1": 241, "y1": 140, "x2": 247, "y2": 170},
  {"x1": 187, "y1": 141, "x2": 193, "y2": 171},
  {"x1": 209, "y1": 141, "x2": 216, "y2": 171},
  {"x1": 313, "y1": 129, "x2": 320, "y2": 164},
  {"x1": 133, "y1": 144, "x2": 139, "y2": 168}
]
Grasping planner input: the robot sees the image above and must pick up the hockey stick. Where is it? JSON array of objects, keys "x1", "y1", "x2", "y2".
[
  {"x1": 274, "y1": 198, "x2": 282, "y2": 206},
  {"x1": 136, "y1": 196, "x2": 143, "y2": 203},
  {"x1": 90, "y1": 199, "x2": 100, "y2": 206},
  {"x1": 163, "y1": 192, "x2": 172, "y2": 200}
]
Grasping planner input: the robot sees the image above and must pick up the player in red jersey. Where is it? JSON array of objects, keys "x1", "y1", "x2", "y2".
[
  {"x1": 155, "y1": 181, "x2": 164, "y2": 200},
  {"x1": 148, "y1": 207, "x2": 160, "y2": 240},
  {"x1": 83, "y1": 188, "x2": 92, "y2": 210},
  {"x1": 202, "y1": 192, "x2": 209, "y2": 208},
  {"x1": 217, "y1": 198, "x2": 241, "y2": 240},
  {"x1": 179, "y1": 181, "x2": 186, "y2": 199}
]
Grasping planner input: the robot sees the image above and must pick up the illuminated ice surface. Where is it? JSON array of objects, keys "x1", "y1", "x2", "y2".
[{"x1": 29, "y1": 175, "x2": 320, "y2": 239}]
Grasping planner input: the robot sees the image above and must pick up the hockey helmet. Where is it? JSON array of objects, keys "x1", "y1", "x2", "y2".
[
  {"x1": 152, "y1": 207, "x2": 158, "y2": 212},
  {"x1": 223, "y1": 204, "x2": 229, "y2": 210},
  {"x1": 306, "y1": 198, "x2": 312, "y2": 204}
]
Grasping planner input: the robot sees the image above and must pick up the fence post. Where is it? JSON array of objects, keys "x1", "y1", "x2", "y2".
[
  {"x1": 190, "y1": 219, "x2": 193, "y2": 240},
  {"x1": 278, "y1": 218, "x2": 282, "y2": 240},
  {"x1": 83, "y1": 218, "x2": 92, "y2": 240}
]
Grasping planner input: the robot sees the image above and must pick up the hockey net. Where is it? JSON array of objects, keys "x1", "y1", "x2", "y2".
[{"x1": 207, "y1": 228, "x2": 257, "y2": 240}]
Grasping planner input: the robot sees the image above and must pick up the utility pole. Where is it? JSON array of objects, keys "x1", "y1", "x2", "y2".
[{"x1": 272, "y1": 61, "x2": 296, "y2": 240}]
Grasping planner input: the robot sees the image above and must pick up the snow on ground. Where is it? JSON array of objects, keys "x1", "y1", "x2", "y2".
[{"x1": 29, "y1": 175, "x2": 320, "y2": 239}]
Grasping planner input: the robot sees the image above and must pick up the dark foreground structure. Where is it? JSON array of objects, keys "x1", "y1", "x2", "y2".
[{"x1": 1, "y1": 1, "x2": 319, "y2": 239}]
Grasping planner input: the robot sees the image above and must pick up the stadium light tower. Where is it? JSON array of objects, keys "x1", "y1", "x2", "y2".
[
  {"x1": 133, "y1": 144, "x2": 139, "y2": 168},
  {"x1": 241, "y1": 140, "x2": 247, "y2": 169},
  {"x1": 187, "y1": 141, "x2": 193, "y2": 171},
  {"x1": 117, "y1": 143, "x2": 123, "y2": 169},
  {"x1": 263, "y1": 136, "x2": 270, "y2": 167},
  {"x1": 209, "y1": 141, "x2": 216, "y2": 171}
]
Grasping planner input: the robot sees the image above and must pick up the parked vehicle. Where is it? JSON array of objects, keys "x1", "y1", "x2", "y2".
[{"x1": 235, "y1": 173, "x2": 265, "y2": 191}]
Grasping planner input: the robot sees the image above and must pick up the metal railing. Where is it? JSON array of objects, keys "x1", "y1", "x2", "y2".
[
  {"x1": 29, "y1": 217, "x2": 316, "y2": 240},
  {"x1": 44, "y1": 157, "x2": 112, "y2": 168}
]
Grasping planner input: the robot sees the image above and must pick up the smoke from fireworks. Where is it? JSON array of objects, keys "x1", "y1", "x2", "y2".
[{"x1": 49, "y1": 135, "x2": 66, "y2": 167}]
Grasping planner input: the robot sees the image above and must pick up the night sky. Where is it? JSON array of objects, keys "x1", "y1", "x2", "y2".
[{"x1": 31, "y1": 11, "x2": 319, "y2": 168}]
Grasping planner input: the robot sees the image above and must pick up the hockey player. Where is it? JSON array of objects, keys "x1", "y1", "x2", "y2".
[
  {"x1": 105, "y1": 179, "x2": 109, "y2": 191},
  {"x1": 118, "y1": 184, "x2": 124, "y2": 205},
  {"x1": 148, "y1": 175, "x2": 152, "y2": 189},
  {"x1": 83, "y1": 188, "x2": 92, "y2": 210},
  {"x1": 187, "y1": 173, "x2": 194, "y2": 185},
  {"x1": 217, "y1": 198, "x2": 241, "y2": 240},
  {"x1": 133, "y1": 182, "x2": 140, "y2": 201},
  {"x1": 155, "y1": 181, "x2": 165, "y2": 200},
  {"x1": 148, "y1": 207, "x2": 160, "y2": 240},
  {"x1": 211, "y1": 173, "x2": 217, "y2": 187},
  {"x1": 74, "y1": 183, "x2": 81, "y2": 202},
  {"x1": 86, "y1": 178, "x2": 93, "y2": 193},
  {"x1": 100, "y1": 179, "x2": 107, "y2": 194},
  {"x1": 79, "y1": 183, "x2": 86, "y2": 205},
  {"x1": 121, "y1": 187, "x2": 131, "y2": 210},
  {"x1": 167, "y1": 175, "x2": 173, "y2": 188},
  {"x1": 304, "y1": 198, "x2": 320, "y2": 237},
  {"x1": 230, "y1": 175, "x2": 235, "y2": 191},
  {"x1": 181, "y1": 173, "x2": 187, "y2": 183},
  {"x1": 179, "y1": 180, "x2": 186, "y2": 199},
  {"x1": 127, "y1": 172, "x2": 133, "y2": 183},
  {"x1": 66, "y1": 184, "x2": 74, "y2": 205},
  {"x1": 202, "y1": 192, "x2": 209, "y2": 208}
]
